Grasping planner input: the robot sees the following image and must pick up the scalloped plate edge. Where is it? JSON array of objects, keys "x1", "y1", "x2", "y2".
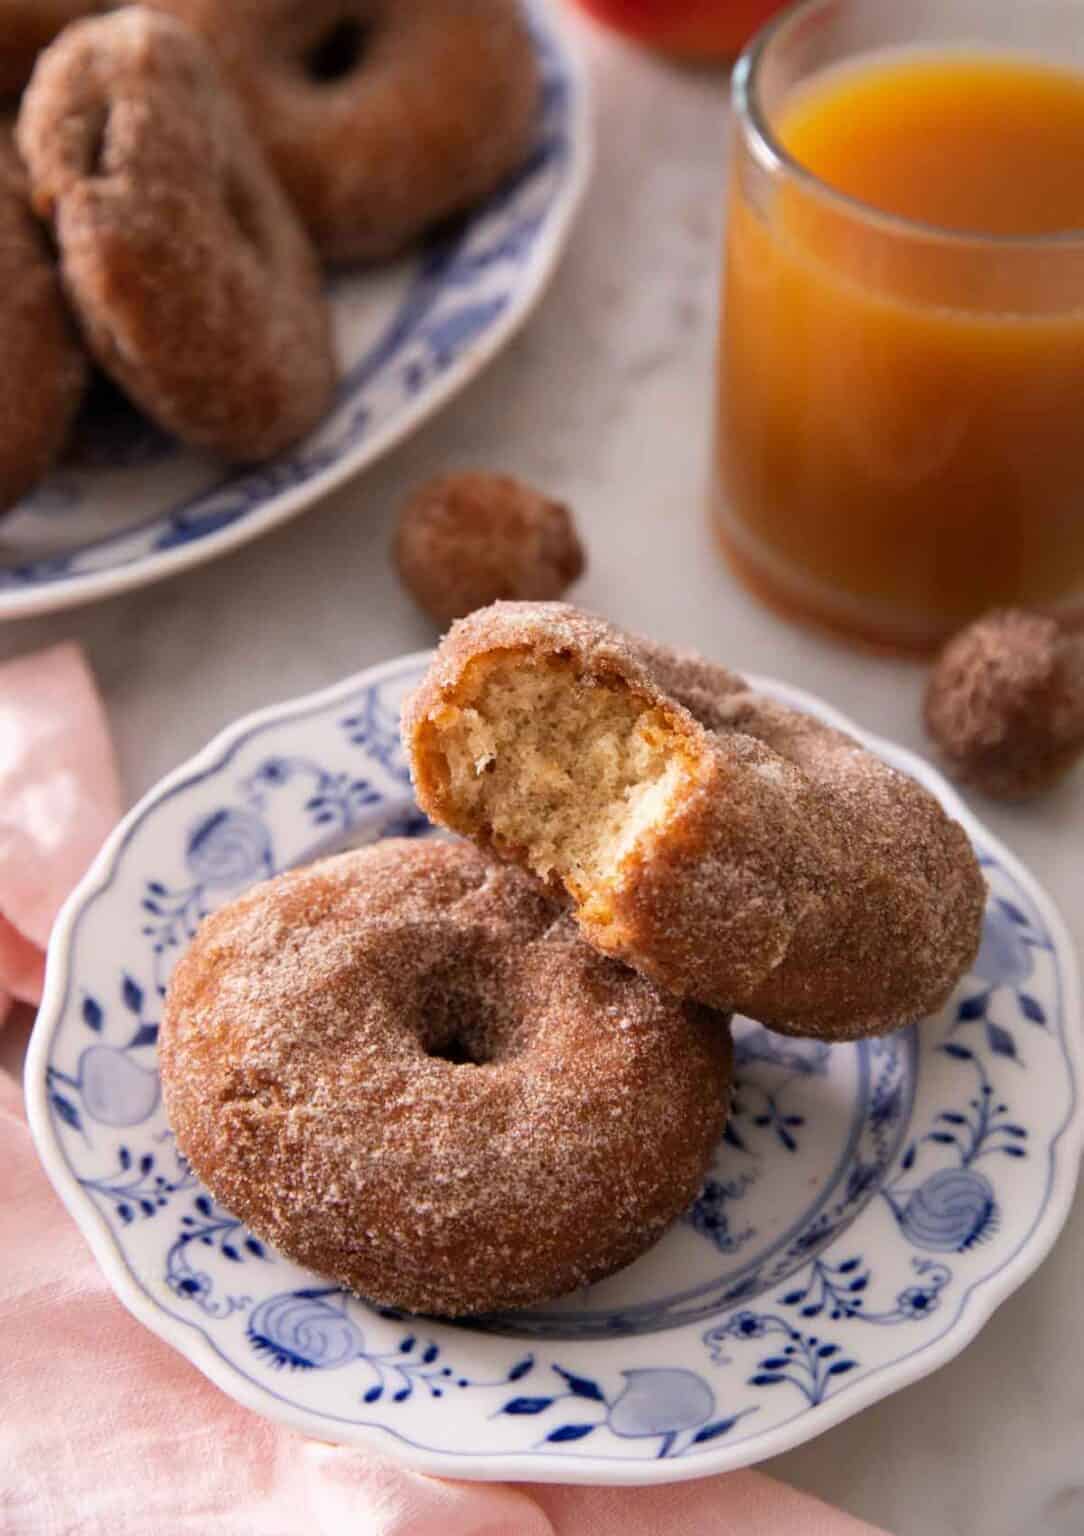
[{"x1": 24, "y1": 659, "x2": 1084, "y2": 1485}]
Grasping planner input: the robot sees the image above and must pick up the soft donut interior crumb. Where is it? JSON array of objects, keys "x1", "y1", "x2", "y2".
[{"x1": 428, "y1": 653, "x2": 695, "y2": 914}]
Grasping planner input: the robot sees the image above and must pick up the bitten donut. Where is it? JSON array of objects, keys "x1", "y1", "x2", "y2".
[
  {"x1": 145, "y1": 0, "x2": 541, "y2": 262},
  {"x1": 17, "y1": 9, "x2": 337, "y2": 461},
  {"x1": 0, "y1": 0, "x2": 99, "y2": 98},
  {"x1": 405, "y1": 603, "x2": 986, "y2": 1042},
  {"x1": 160, "y1": 839, "x2": 733, "y2": 1316},
  {"x1": 0, "y1": 133, "x2": 86, "y2": 513}
]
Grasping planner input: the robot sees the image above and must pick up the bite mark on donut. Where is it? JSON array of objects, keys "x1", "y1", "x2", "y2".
[
  {"x1": 303, "y1": 16, "x2": 371, "y2": 85},
  {"x1": 79, "y1": 103, "x2": 111, "y2": 179},
  {"x1": 224, "y1": 170, "x2": 267, "y2": 257},
  {"x1": 421, "y1": 649, "x2": 701, "y2": 930}
]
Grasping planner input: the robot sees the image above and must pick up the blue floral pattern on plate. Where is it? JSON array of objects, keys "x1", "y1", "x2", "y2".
[
  {"x1": 26, "y1": 658, "x2": 1083, "y2": 1483},
  {"x1": 0, "y1": 2, "x2": 590, "y2": 620}
]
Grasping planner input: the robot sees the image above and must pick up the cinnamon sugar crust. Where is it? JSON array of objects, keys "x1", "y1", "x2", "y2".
[
  {"x1": 0, "y1": 130, "x2": 86, "y2": 512},
  {"x1": 160, "y1": 839, "x2": 733, "y2": 1316},
  {"x1": 144, "y1": 0, "x2": 541, "y2": 263},
  {"x1": 17, "y1": 8, "x2": 336, "y2": 461},
  {"x1": 394, "y1": 472, "x2": 585, "y2": 626},
  {"x1": 404, "y1": 603, "x2": 986, "y2": 1041}
]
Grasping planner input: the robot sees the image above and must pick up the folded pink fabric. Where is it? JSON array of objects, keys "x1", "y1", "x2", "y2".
[
  {"x1": 0, "y1": 644, "x2": 888, "y2": 1536},
  {"x1": 0, "y1": 642, "x2": 122, "y2": 1024}
]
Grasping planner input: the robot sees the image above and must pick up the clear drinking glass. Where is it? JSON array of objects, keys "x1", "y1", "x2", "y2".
[{"x1": 717, "y1": 0, "x2": 1084, "y2": 652}]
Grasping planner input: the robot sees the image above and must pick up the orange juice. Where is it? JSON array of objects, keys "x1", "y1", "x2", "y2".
[{"x1": 719, "y1": 50, "x2": 1084, "y2": 650}]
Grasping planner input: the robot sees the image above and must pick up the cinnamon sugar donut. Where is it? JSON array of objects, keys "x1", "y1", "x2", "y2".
[
  {"x1": 160, "y1": 839, "x2": 733, "y2": 1316},
  {"x1": 404, "y1": 603, "x2": 986, "y2": 1042},
  {"x1": 0, "y1": 0, "x2": 99, "y2": 98},
  {"x1": 17, "y1": 9, "x2": 337, "y2": 462},
  {"x1": 145, "y1": 0, "x2": 541, "y2": 263},
  {"x1": 0, "y1": 132, "x2": 86, "y2": 512}
]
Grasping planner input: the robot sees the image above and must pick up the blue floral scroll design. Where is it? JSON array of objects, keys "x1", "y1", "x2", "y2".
[
  {"x1": 704, "y1": 1312, "x2": 859, "y2": 1408},
  {"x1": 495, "y1": 1364, "x2": 756, "y2": 1460},
  {"x1": 242, "y1": 756, "x2": 383, "y2": 835},
  {"x1": 702, "y1": 1257, "x2": 951, "y2": 1408},
  {"x1": 47, "y1": 975, "x2": 161, "y2": 1137},
  {"x1": 246, "y1": 1289, "x2": 535, "y2": 1407},
  {"x1": 881, "y1": 1044, "x2": 1027, "y2": 1254},
  {"x1": 79, "y1": 1134, "x2": 195, "y2": 1224},
  {"x1": 166, "y1": 1194, "x2": 271, "y2": 1318},
  {"x1": 777, "y1": 1255, "x2": 952, "y2": 1325},
  {"x1": 950, "y1": 882, "x2": 1054, "y2": 1064},
  {"x1": 340, "y1": 685, "x2": 413, "y2": 786}
]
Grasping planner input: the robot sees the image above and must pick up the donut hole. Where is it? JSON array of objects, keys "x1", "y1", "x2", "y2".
[
  {"x1": 426, "y1": 652, "x2": 698, "y2": 918},
  {"x1": 303, "y1": 17, "x2": 370, "y2": 84},
  {"x1": 418, "y1": 985, "x2": 499, "y2": 1068}
]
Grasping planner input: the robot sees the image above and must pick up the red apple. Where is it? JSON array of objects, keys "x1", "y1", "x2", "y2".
[{"x1": 568, "y1": 0, "x2": 788, "y2": 59}]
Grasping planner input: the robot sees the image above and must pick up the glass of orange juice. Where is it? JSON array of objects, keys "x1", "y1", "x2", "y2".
[{"x1": 718, "y1": 0, "x2": 1084, "y2": 652}]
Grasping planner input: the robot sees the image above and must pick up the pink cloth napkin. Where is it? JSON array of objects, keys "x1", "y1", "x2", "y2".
[
  {"x1": 0, "y1": 643, "x2": 888, "y2": 1536},
  {"x1": 0, "y1": 643, "x2": 122, "y2": 1024}
]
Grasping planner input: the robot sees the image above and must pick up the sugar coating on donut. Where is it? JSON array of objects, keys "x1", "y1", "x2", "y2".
[
  {"x1": 0, "y1": 131, "x2": 86, "y2": 511},
  {"x1": 16, "y1": 8, "x2": 336, "y2": 461},
  {"x1": 405, "y1": 603, "x2": 987, "y2": 1041},
  {"x1": 160, "y1": 839, "x2": 733, "y2": 1316},
  {"x1": 925, "y1": 609, "x2": 1084, "y2": 800},
  {"x1": 144, "y1": 0, "x2": 541, "y2": 263}
]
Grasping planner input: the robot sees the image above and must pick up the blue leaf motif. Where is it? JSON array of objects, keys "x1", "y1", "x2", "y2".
[
  {"x1": 828, "y1": 1361, "x2": 857, "y2": 1376},
  {"x1": 502, "y1": 1397, "x2": 554, "y2": 1416},
  {"x1": 985, "y1": 1021, "x2": 1018, "y2": 1060},
  {"x1": 122, "y1": 975, "x2": 144, "y2": 1015},
  {"x1": 692, "y1": 1416, "x2": 741, "y2": 1444},
  {"x1": 956, "y1": 995, "x2": 987, "y2": 1022},
  {"x1": 942, "y1": 1043, "x2": 974, "y2": 1061},
  {"x1": 82, "y1": 996, "x2": 104, "y2": 1032},
  {"x1": 1019, "y1": 994, "x2": 1046, "y2": 1025},
  {"x1": 553, "y1": 1367, "x2": 605, "y2": 1402},
  {"x1": 545, "y1": 1424, "x2": 596, "y2": 1443},
  {"x1": 507, "y1": 1357, "x2": 534, "y2": 1382},
  {"x1": 127, "y1": 1023, "x2": 159, "y2": 1050},
  {"x1": 51, "y1": 1091, "x2": 82, "y2": 1133},
  {"x1": 750, "y1": 1373, "x2": 786, "y2": 1386}
]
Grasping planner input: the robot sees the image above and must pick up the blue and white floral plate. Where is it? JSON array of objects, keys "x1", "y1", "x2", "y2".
[
  {"x1": 0, "y1": 2, "x2": 589, "y2": 621},
  {"x1": 26, "y1": 656, "x2": 1083, "y2": 1485}
]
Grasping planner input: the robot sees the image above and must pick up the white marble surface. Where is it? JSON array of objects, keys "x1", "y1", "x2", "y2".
[{"x1": 4, "y1": 14, "x2": 1084, "y2": 1534}]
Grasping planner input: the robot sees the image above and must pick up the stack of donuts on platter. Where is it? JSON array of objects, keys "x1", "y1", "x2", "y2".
[
  {"x1": 160, "y1": 602, "x2": 987, "y2": 1317},
  {"x1": 0, "y1": 0, "x2": 539, "y2": 508}
]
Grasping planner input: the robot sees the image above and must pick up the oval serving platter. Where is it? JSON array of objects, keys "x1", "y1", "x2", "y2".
[
  {"x1": 0, "y1": 0, "x2": 590, "y2": 620},
  {"x1": 25, "y1": 655, "x2": 1082, "y2": 1485}
]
